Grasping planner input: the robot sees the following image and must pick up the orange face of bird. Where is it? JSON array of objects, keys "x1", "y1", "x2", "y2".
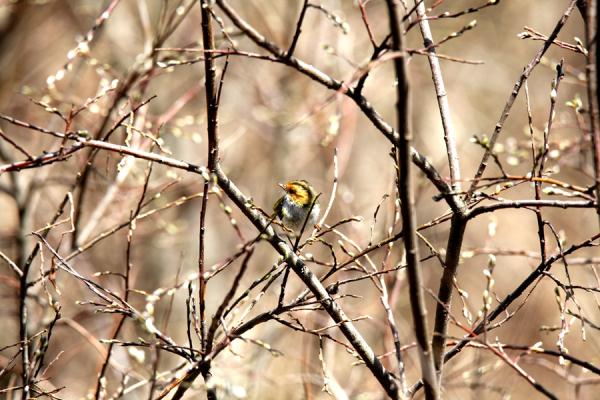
[{"x1": 279, "y1": 181, "x2": 310, "y2": 205}]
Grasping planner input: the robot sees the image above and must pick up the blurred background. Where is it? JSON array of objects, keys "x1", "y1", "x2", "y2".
[{"x1": 0, "y1": 0, "x2": 598, "y2": 399}]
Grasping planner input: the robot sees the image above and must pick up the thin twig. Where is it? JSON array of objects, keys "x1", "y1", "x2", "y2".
[
  {"x1": 0, "y1": 128, "x2": 33, "y2": 161},
  {"x1": 286, "y1": 0, "x2": 310, "y2": 58}
]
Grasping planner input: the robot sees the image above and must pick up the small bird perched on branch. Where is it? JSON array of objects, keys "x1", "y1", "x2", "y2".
[{"x1": 273, "y1": 180, "x2": 320, "y2": 236}]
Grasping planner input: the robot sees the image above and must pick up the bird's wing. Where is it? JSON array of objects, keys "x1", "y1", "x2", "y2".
[{"x1": 273, "y1": 196, "x2": 284, "y2": 218}]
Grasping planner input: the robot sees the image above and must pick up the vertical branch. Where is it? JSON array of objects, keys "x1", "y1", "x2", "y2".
[
  {"x1": 413, "y1": 2, "x2": 469, "y2": 380},
  {"x1": 584, "y1": 0, "x2": 600, "y2": 226},
  {"x1": 19, "y1": 262, "x2": 31, "y2": 400},
  {"x1": 198, "y1": 0, "x2": 220, "y2": 399},
  {"x1": 430, "y1": 214, "x2": 466, "y2": 376},
  {"x1": 525, "y1": 82, "x2": 547, "y2": 271},
  {"x1": 413, "y1": 0, "x2": 461, "y2": 191},
  {"x1": 385, "y1": 1, "x2": 439, "y2": 399},
  {"x1": 7, "y1": 161, "x2": 32, "y2": 400},
  {"x1": 3, "y1": 149, "x2": 33, "y2": 400},
  {"x1": 0, "y1": 135, "x2": 39, "y2": 400},
  {"x1": 534, "y1": 62, "x2": 564, "y2": 262}
]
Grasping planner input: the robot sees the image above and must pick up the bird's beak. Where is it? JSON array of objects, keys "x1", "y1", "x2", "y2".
[{"x1": 277, "y1": 183, "x2": 285, "y2": 191}]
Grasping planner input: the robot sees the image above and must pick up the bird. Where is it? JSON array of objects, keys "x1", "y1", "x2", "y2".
[{"x1": 273, "y1": 180, "x2": 320, "y2": 236}]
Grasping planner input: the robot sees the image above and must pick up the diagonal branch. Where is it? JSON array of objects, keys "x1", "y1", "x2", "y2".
[
  {"x1": 466, "y1": 0, "x2": 579, "y2": 198},
  {"x1": 214, "y1": 165, "x2": 401, "y2": 398}
]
